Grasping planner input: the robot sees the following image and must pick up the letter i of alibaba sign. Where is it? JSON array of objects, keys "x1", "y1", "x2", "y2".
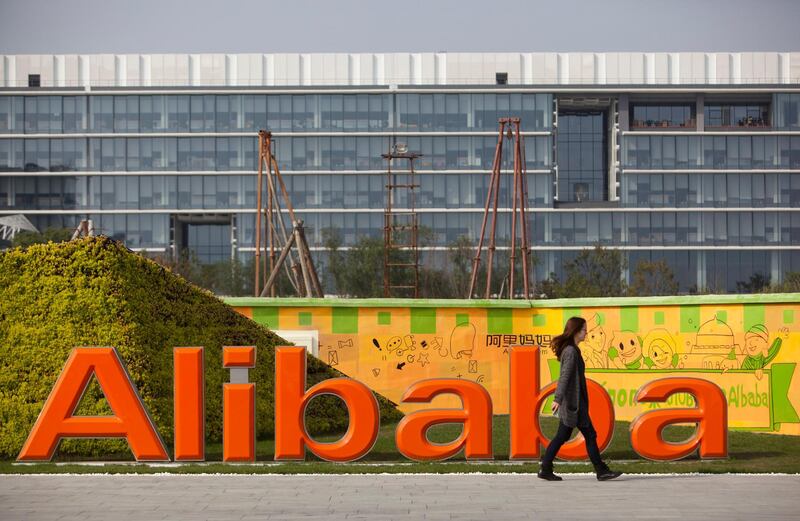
[{"x1": 17, "y1": 346, "x2": 728, "y2": 463}]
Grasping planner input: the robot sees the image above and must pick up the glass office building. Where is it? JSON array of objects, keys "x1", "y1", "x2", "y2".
[{"x1": 1, "y1": 52, "x2": 799, "y2": 291}]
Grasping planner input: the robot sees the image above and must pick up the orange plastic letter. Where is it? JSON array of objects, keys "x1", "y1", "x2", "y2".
[
  {"x1": 223, "y1": 346, "x2": 256, "y2": 462},
  {"x1": 509, "y1": 347, "x2": 614, "y2": 460},
  {"x1": 274, "y1": 346, "x2": 379, "y2": 462},
  {"x1": 395, "y1": 379, "x2": 492, "y2": 461},
  {"x1": 174, "y1": 347, "x2": 204, "y2": 461},
  {"x1": 630, "y1": 377, "x2": 728, "y2": 460},
  {"x1": 17, "y1": 347, "x2": 168, "y2": 462}
]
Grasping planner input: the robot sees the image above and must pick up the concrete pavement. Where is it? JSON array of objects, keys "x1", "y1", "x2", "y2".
[{"x1": 1, "y1": 473, "x2": 798, "y2": 520}]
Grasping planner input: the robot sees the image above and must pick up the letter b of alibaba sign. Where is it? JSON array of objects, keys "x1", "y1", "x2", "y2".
[
  {"x1": 509, "y1": 348, "x2": 615, "y2": 460},
  {"x1": 274, "y1": 347, "x2": 380, "y2": 462},
  {"x1": 630, "y1": 378, "x2": 728, "y2": 460}
]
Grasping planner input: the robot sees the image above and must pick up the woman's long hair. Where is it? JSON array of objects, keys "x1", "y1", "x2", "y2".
[{"x1": 550, "y1": 316, "x2": 586, "y2": 361}]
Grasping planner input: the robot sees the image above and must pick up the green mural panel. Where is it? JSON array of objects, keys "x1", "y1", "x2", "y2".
[
  {"x1": 456, "y1": 313, "x2": 470, "y2": 327},
  {"x1": 252, "y1": 307, "x2": 279, "y2": 329},
  {"x1": 298, "y1": 312, "x2": 312, "y2": 326},
  {"x1": 743, "y1": 304, "x2": 766, "y2": 332},
  {"x1": 377, "y1": 311, "x2": 391, "y2": 325},
  {"x1": 771, "y1": 363, "x2": 800, "y2": 427},
  {"x1": 332, "y1": 307, "x2": 359, "y2": 334},
  {"x1": 410, "y1": 308, "x2": 437, "y2": 334},
  {"x1": 654, "y1": 311, "x2": 665, "y2": 325},
  {"x1": 784, "y1": 309, "x2": 795, "y2": 325},
  {"x1": 620, "y1": 307, "x2": 638, "y2": 332},
  {"x1": 488, "y1": 309, "x2": 513, "y2": 334},
  {"x1": 532, "y1": 314, "x2": 547, "y2": 327},
  {"x1": 680, "y1": 305, "x2": 700, "y2": 333},
  {"x1": 562, "y1": 308, "x2": 581, "y2": 328}
]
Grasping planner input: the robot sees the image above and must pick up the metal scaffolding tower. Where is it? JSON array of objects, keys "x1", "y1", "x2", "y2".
[
  {"x1": 382, "y1": 143, "x2": 422, "y2": 298},
  {"x1": 254, "y1": 130, "x2": 322, "y2": 298},
  {"x1": 468, "y1": 118, "x2": 533, "y2": 299}
]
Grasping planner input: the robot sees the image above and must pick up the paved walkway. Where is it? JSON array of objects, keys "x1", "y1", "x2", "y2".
[{"x1": 1, "y1": 473, "x2": 798, "y2": 520}]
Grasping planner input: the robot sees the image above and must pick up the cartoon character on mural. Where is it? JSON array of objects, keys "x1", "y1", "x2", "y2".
[
  {"x1": 642, "y1": 329, "x2": 680, "y2": 369},
  {"x1": 742, "y1": 324, "x2": 783, "y2": 379},
  {"x1": 607, "y1": 331, "x2": 645, "y2": 369},
  {"x1": 430, "y1": 337, "x2": 447, "y2": 358},
  {"x1": 581, "y1": 313, "x2": 608, "y2": 368},
  {"x1": 449, "y1": 322, "x2": 476, "y2": 360},
  {"x1": 386, "y1": 336, "x2": 405, "y2": 357},
  {"x1": 691, "y1": 315, "x2": 740, "y2": 371}
]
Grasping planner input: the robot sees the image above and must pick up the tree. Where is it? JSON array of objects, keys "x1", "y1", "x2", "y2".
[
  {"x1": 628, "y1": 260, "x2": 679, "y2": 296},
  {"x1": 10, "y1": 227, "x2": 73, "y2": 249},
  {"x1": 777, "y1": 271, "x2": 800, "y2": 292},
  {"x1": 321, "y1": 228, "x2": 383, "y2": 297},
  {"x1": 561, "y1": 246, "x2": 627, "y2": 298},
  {"x1": 735, "y1": 272, "x2": 771, "y2": 294},
  {"x1": 344, "y1": 236, "x2": 385, "y2": 297},
  {"x1": 448, "y1": 235, "x2": 474, "y2": 299},
  {"x1": 321, "y1": 227, "x2": 345, "y2": 294},
  {"x1": 418, "y1": 266, "x2": 453, "y2": 298},
  {"x1": 535, "y1": 272, "x2": 563, "y2": 299},
  {"x1": 147, "y1": 250, "x2": 257, "y2": 297}
]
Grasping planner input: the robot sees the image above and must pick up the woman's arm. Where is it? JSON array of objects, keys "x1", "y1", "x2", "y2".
[{"x1": 554, "y1": 346, "x2": 576, "y2": 405}]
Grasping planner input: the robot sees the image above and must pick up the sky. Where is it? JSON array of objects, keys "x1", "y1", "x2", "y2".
[{"x1": 0, "y1": 0, "x2": 798, "y2": 55}]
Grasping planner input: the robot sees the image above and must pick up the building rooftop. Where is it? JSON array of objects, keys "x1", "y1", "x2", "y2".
[{"x1": 2, "y1": 52, "x2": 799, "y2": 89}]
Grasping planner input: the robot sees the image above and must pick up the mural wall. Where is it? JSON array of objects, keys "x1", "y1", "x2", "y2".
[{"x1": 227, "y1": 295, "x2": 800, "y2": 435}]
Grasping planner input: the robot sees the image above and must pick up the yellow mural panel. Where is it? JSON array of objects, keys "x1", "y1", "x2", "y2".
[{"x1": 229, "y1": 296, "x2": 800, "y2": 435}]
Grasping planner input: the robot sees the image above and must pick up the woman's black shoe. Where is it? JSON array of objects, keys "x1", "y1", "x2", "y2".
[
  {"x1": 537, "y1": 464, "x2": 563, "y2": 481},
  {"x1": 594, "y1": 463, "x2": 622, "y2": 481}
]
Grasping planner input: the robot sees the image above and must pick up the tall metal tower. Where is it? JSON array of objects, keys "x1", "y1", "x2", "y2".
[
  {"x1": 254, "y1": 130, "x2": 323, "y2": 298},
  {"x1": 382, "y1": 143, "x2": 422, "y2": 298},
  {"x1": 468, "y1": 118, "x2": 533, "y2": 299}
]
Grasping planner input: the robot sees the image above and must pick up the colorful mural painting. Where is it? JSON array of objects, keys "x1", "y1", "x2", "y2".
[{"x1": 226, "y1": 294, "x2": 800, "y2": 435}]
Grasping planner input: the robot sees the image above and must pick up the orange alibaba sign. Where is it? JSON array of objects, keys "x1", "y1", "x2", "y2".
[{"x1": 17, "y1": 346, "x2": 728, "y2": 462}]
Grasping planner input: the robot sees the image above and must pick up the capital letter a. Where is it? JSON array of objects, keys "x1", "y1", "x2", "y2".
[{"x1": 17, "y1": 347, "x2": 168, "y2": 462}]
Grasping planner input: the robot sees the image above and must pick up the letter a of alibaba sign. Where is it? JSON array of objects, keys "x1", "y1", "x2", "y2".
[{"x1": 18, "y1": 347, "x2": 168, "y2": 461}]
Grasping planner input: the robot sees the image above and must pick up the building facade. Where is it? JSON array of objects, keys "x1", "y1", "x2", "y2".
[{"x1": 1, "y1": 52, "x2": 799, "y2": 293}]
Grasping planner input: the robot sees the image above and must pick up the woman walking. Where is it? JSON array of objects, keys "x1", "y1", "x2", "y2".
[{"x1": 538, "y1": 316, "x2": 623, "y2": 481}]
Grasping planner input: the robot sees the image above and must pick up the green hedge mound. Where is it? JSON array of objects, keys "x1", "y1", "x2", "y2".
[{"x1": 0, "y1": 237, "x2": 402, "y2": 459}]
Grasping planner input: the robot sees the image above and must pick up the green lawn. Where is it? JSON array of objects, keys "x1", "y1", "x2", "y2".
[{"x1": 3, "y1": 416, "x2": 799, "y2": 474}]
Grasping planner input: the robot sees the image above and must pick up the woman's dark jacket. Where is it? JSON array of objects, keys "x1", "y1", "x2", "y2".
[{"x1": 553, "y1": 344, "x2": 585, "y2": 428}]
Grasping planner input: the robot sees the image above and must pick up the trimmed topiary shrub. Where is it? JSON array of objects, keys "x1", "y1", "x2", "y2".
[{"x1": 0, "y1": 236, "x2": 402, "y2": 459}]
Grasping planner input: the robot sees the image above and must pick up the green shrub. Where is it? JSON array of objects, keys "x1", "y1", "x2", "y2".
[{"x1": 0, "y1": 237, "x2": 402, "y2": 459}]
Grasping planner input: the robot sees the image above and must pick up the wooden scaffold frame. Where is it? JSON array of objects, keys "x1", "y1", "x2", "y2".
[
  {"x1": 468, "y1": 118, "x2": 533, "y2": 299},
  {"x1": 254, "y1": 130, "x2": 323, "y2": 298}
]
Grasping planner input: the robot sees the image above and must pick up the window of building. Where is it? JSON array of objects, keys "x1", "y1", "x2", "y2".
[
  {"x1": 556, "y1": 111, "x2": 607, "y2": 202},
  {"x1": 704, "y1": 103, "x2": 770, "y2": 128},
  {"x1": 774, "y1": 94, "x2": 800, "y2": 129},
  {"x1": 24, "y1": 96, "x2": 61, "y2": 133},
  {"x1": 630, "y1": 104, "x2": 695, "y2": 129},
  {"x1": 89, "y1": 96, "x2": 114, "y2": 132}
]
